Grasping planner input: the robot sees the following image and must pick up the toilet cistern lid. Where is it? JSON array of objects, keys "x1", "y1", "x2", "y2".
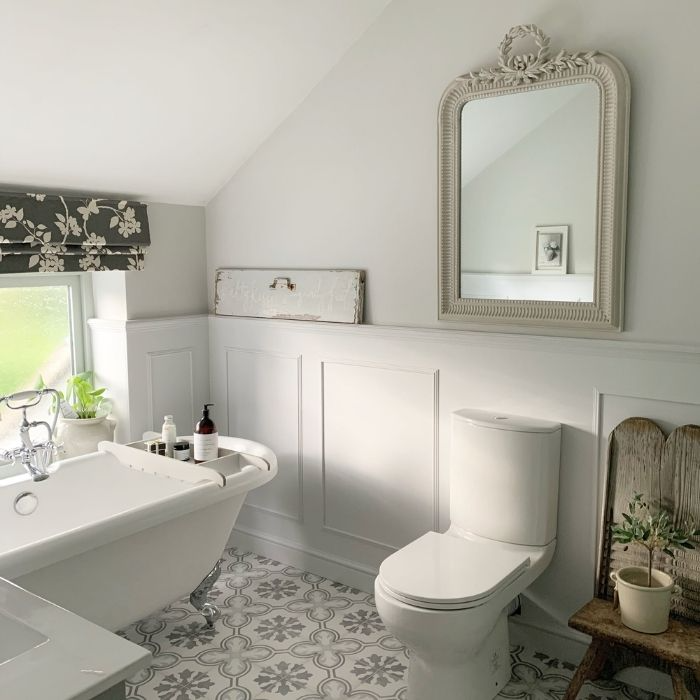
[
  {"x1": 453, "y1": 409, "x2": 560, "y2": 433},
  {"x1": 378, "y1": 532, "x2": 530, "y2": 607}
]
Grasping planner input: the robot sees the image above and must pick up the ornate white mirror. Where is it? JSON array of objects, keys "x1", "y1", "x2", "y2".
[{"x1": 438, "y1": 25, "x2": 630, "y2": 331}]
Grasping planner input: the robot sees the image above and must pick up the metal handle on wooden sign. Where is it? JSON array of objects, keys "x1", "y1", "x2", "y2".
[{"x1": 269, "y1": 277, "x2": 296, "y2": 291}]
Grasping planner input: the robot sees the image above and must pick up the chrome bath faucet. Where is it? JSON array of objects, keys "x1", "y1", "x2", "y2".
[{"x1": 0, "y1": 388, "x2": 61, "y2": 481}]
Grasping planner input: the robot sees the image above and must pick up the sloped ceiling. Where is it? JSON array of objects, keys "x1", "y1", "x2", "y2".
[{"x1": 0, "y1": 0, "x2": 390, "y2": 205}]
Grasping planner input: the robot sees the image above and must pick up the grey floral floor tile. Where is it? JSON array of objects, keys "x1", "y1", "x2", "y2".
[{"x1": 120, "y1": 547, "x2": 669, "y2": 700}]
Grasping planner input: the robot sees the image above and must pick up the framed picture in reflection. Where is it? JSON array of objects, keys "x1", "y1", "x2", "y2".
[{"x1": 533, "y1": 225, "x2": 568, "y2": 274}]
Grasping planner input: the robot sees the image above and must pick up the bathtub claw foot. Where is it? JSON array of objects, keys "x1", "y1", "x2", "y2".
[
  {"x1": 201, "y1": 603, "x2": 221, "y2": 628},
  {"x1": 190, "y1": 558, "x2": 223, "y2": 627}
]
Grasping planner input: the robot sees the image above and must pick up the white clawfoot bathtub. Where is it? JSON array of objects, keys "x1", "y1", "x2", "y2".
[{"x1": 0, "y1": 436, "x2": 276, "y2": 631}]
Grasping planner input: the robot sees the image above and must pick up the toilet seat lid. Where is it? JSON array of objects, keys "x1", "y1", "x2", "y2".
[{"x1": 378, "y1": 532, "x2": 530, "y2": 607}]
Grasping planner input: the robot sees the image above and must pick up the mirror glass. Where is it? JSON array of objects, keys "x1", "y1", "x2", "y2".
[{"x1": 459, "y1": 82, "x2": 599, "y2": 302}]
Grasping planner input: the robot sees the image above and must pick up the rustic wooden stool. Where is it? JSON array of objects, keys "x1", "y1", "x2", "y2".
[
  {"x1": 565, "y1": 419, "x2": 700, "y2": 700},
  {"x1": 566, "y1": 598, "x2": 700, "y2": 699}
]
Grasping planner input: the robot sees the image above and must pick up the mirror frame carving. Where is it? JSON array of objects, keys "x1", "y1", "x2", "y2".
[{"x1": 438, "y1": 25, "x2": 630, "y2": 331}]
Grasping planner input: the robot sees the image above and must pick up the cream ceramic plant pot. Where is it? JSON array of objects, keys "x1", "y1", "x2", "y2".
[
  {"x1": 56, "y1": 416, "x2": 117, "y2": 459},
  {"x1": 611, "y1": 566, "x2": 675, "y2": 634}
]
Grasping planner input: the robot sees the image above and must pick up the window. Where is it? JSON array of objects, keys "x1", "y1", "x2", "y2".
[{"x1": 0, "y1": 274, "x2": 89, "y2": 457}]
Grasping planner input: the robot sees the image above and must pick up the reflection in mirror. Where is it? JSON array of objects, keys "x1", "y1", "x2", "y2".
[{"x1": 460, "y1": 83, "x2": 599, "y2": 302}]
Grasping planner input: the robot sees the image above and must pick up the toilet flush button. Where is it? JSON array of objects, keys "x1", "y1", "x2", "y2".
[{"x1": 14, "y1": 492, "x2": 39, "y2": 516}]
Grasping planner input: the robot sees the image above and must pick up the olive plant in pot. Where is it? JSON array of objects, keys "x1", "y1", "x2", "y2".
[
  {"x1": 611, "y1": 493, "x2": 699, "y2": 633},
  {"x1": 41, "y1": 372, "x2": 116, "y2": 458}
]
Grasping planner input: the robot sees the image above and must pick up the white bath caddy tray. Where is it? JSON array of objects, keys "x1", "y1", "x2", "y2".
[{"x1": 99, "y1": 435, "x2": 273, "y2": 487}]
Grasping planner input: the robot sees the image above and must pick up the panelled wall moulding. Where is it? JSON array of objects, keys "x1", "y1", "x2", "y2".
[
  {"x1": 211, "y1": 314, "x2": 700, "y2": 647},
  {"x1": 146, "y1": 349, "x2": 195, "y2": 435},
  {"x1": 93, "y1": 314, "x2": 700, "y2": 647},
  {"x1": 320, "y1": 360, "x2": 439, "y2": 551},
  {"x1": 225, "y1": 347, "x2": 304, "y2": 524},
  {"x1": 207, "y1": 315, "x2": 700, "y2": 363},
  {"x1": 89, "y1": 315, "x2": 210, "y2": 444}
]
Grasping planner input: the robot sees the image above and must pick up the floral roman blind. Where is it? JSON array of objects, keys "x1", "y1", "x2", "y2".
[{"x1": 0, "y1": 191, "x2": 150, "y2": 273}]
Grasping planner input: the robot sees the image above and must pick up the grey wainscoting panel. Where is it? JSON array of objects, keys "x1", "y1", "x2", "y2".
[
  {"x1": 225, "y1": 347, "x2": 302, "y2": 522},
  {"x1": 321, "y1": 360, "x2": 438, "y2": 550},
  {"x1": 147, "y1": 349, "x2": 194, "y2": 434}
]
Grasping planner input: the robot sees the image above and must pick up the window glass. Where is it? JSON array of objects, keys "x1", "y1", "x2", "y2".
[
  {"x1": 0, "y1": 285, "x2": 72, "y2": 395},
  {"x1": 0, "y1": 280, "x2": 83, "y2": 467}
]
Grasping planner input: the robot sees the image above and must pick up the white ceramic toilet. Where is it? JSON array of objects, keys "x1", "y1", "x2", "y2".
[{"x1": 374, "y1": 409, "x2": 561, "y2": 700}]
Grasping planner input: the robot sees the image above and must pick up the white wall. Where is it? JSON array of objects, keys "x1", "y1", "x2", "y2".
[
  {"x1": 206, "y1": 0, "x2": 700, "y2": 343},
  {"x1": 92, "y1": 203, "x2": 207, "y2": 321},
  {"x1": 91, "y1": 272, "x2": 128, "y2": 321},
  {"x1": 90, "y1": 203, "x2": 208, "y2": 444},
  {"x1": 126, "y1": 204, "x2": 207, "y2": 320},
  {"x1": 203, "y1": 0, "x2": 700, "y2": 657}
]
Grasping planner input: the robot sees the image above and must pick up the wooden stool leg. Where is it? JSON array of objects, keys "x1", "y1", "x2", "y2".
[
  {"x1": 690, "y1": 668, "x2": 700, "y2": 700},
  {"x1": 671, "y1": 666, "x2": 693, "y2": 700},
  {"x1": 564, "y1": 639, "x2": 608, "y2": 700}
]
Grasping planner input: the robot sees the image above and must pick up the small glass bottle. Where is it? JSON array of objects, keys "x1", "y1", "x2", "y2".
[{"x1": 161, "y1": 415, "x2": 176, "y2": 458}]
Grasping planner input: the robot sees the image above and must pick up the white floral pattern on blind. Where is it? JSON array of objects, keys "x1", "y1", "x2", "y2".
[{"x1": 0, "y1": 192, "x2": 150, "y2": 272}]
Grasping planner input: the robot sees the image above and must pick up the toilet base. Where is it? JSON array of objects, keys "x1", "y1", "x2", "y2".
[{"x1": 405, "y1": 611, "x2": 510, "y2": 700}]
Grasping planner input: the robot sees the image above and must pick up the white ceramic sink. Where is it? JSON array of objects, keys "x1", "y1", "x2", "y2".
[
  {"x1": 0, "y1": 577, "x2": 150, "y2": 699},
  {"x1": 0, "y1": 611, "x2": 48, "y2": 665}
]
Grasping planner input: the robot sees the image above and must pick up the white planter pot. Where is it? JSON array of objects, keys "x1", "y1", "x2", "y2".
[
  {"x1": 56, "y1": 416, "x2": 117, "y2": 459},
  {"x1": 611, "y1": 566, "x2": 674, "y2": 634}
]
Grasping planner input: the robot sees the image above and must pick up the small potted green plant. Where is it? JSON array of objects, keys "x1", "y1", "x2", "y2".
[
  {"x1": 41, "y1": 372, "x2": 116, "y2": 458},
  {"x1": 611, "y1": 493, "x2": 699, "y2": 633}
]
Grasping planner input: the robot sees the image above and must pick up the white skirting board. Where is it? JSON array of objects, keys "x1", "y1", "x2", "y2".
[
  {"x1": 228, "y1": 526, "x2": 378, "y2": 593},
  {"x1": 214, "y1": 268, "x2": 364, "y2": 323}
]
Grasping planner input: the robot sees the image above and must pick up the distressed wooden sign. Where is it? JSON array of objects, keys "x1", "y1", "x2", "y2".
[{"x1": 214, "y1": 269, "x2": 364, "y2": 324}]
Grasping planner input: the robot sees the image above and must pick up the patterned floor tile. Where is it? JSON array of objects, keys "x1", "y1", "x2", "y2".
[
  {"x1": 120, "y1": 547, "x2": 669, "y2": 700},
  {"x1": 232, "y1": 650, "x2": 328, "y2": 699}
]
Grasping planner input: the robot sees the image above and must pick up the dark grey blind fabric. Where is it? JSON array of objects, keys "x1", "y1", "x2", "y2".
[{"x1": 0, "y1": 192, "x2": 150, "y2": 273}]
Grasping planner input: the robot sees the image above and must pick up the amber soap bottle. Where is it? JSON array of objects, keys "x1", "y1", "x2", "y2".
[{"x1": 193, "y1": 403, "x2": 218, "y2": 463}]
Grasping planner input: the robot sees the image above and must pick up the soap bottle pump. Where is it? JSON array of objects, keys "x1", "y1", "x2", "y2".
[{"x1": 194, "y1": 403, "x2": 218, "y2": 463}]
